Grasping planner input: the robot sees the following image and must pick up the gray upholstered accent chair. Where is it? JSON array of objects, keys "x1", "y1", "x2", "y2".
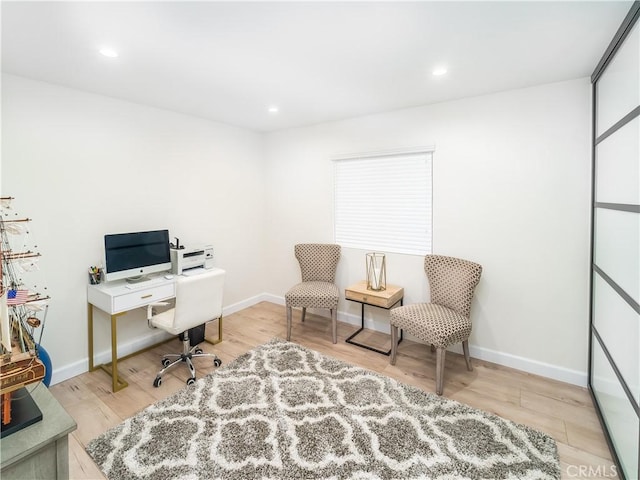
[
  {"x1": 390, "y1": 255, "x2": 482, "y2": 395},
  {"x1": 285, "y1": 243, "x2": 341, "y2": 344}
]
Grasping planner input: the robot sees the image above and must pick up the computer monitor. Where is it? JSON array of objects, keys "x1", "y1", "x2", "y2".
[{"x1": 104, "y1": 229, "x2": 172, "y2": 282}]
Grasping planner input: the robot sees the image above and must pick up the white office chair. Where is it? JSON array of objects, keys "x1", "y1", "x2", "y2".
[{"x1": 147, "y1": 268, "x2": 225, "y2": 387}]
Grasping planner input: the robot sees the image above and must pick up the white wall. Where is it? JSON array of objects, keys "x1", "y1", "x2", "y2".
[
  {"x1": 1, "y1": 74, "x2": 266, "y2": 383},
  {"x1": 264, "y1": 78, "x2": 592, "y2": 385},
  {"x1": 1, "y1": 74, "x2": 593, "y2": 387}
]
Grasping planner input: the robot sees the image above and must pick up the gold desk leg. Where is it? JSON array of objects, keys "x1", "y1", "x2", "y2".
[
  {"x1": 97, "y1": 364, "x2": 128, "y2": 392},
  {"x1": 108, "y1": 313, "x2": 129, "y2": 392},
  {"x1": 87, "y1": 308, "x2": 128, "y2": 392},
  {"x1": 205, "y1": 315, "x2": 223, "y2": 345},
  {"x1": 87, "y1": 303, "x2": 95, "y2": 372}
]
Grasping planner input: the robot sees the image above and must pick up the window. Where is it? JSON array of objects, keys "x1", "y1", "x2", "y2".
[{"x1": 333, "y1": 148, "x2": 433, "y2": 255}]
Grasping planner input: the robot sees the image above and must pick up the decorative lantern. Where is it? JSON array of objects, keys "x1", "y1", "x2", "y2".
[{"x1": 366, "y1": 252, "x2": 386, "y2": 291}]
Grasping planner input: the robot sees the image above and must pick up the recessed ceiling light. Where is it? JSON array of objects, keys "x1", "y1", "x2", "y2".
[
  {"x1": 268, "y1": 106, "x2": 279, "y2": 114},
  {"x1": 432, "y1": 67, "x2": 447, "y2": 76},
  {"x1": 99, "y1": 48, "x2": 119, "y2": 58}
]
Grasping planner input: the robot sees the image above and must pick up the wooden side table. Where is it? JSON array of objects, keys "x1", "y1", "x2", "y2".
[
  {"x1": 1, "y1": 385, "x2": 77, "y2": 479},
  {"x1": 344, "y1": 281, "x2": 404, "y2": 355}
]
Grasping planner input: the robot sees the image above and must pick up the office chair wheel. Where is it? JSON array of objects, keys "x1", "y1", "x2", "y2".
[
  {"x1": 186, "y1": 377, "x2": 196, "y2": 386},
  {"x1": 194, "y1": 347, "x2": 203, "y2": 355},
  {"x1": 153, "y1": 376, "x2": 162, "y2": 388},
  {"x1": 214, "y1": 358, "x2": 222, "y2": 367},
  {"x1": 162, "y1": 358, "x2": 171, "y2": 368}
]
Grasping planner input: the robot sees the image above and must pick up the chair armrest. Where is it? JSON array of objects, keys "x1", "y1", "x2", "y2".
[{"x1": 147, "y1": 302, "x2": 170, "y2": 325}]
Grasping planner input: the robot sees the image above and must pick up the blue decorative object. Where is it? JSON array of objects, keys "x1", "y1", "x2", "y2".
[{"x1": 37, "y1": 344, "x2": 52, "y2": 387}]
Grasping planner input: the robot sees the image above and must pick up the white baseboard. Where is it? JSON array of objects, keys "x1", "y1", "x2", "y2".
[
  {"x1": 466, "y1": 344, "x2": 587, "y2": 387},
  {"x1": 50, "y1": 296, "x2": 272, "y2": 385},
  {"x1": 265, "y1": 294, "x2": 588, "y2": 387},
  {"x1": 51, "y1": 329, "x2": 172, "y2": 386},
  {"x1": 51, "y1": 293, "x2": 587, "y2": 388},
  {"x1": 223, "y1": 294, "x2": 274, "y2": 315}
]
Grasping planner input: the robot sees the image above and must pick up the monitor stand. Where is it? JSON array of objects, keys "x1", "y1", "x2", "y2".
[{"x1": 125, "y1": 275, "x2": 151, "y2": 284}]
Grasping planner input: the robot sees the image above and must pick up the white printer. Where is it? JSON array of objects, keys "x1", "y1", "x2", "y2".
[{"x1": 170, "y1": 244, "x2": 214, "y2": 274}]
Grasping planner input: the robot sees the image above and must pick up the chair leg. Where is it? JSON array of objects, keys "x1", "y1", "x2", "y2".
[
  {"x1": 390, "y1": 325, "x2": 398, "y2": 365},
  {"x1": 161, "y1": 353, "x2": 181, "y2": 362},
  {"x1": 462, "y1": 340, "x2": 473, "y2": 371},
  {"x1": 331, "y1": 308, "x2": 337, "y2": 344},
  {"x1": 186, "y1": 356, "x2": 196, "y2": 380},
  {"x1": 286, "y1": 306, "x2": 292, "y2": 341},
  {"x1": 436, "y1": 348, "x2": 446, "y2": 395},
  {"x1": 301, "y1": 307, "x2": 306, "y2": 322},
  {"x1": 192, "y1": 347, "x2": 221, "y2": 364},
  {"x1": 157, "y1": 356, "x2": 183, "y2": 376}
]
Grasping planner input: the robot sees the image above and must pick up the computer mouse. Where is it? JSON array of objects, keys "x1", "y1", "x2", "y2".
[{"x1": 164, "y1": 274, "x2": 175, "y2": 280}]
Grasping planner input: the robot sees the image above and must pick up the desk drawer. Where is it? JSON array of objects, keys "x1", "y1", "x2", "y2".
[
  {"x1": 345, "y1": 283, "x2": 404, "y2": 309},
  {"x1": 345, "y1": 290, "x2": 391, "y2": 308},
  {"x1": 113, "y1": 284, "x2": 175, "y2": 313}
]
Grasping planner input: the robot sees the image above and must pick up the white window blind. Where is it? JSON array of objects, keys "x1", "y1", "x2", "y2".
[{"x1": 333, "y1": 149, "x2": 433, "y2": 255}]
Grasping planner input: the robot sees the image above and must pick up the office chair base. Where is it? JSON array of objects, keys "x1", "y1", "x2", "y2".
[{"x1": 153, "y1": 343, "x2": 222, "y2": 387}]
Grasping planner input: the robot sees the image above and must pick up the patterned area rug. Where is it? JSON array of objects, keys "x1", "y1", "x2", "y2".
[{"x1": 86, "y1": 338, "x2": 560, "y2": 479}]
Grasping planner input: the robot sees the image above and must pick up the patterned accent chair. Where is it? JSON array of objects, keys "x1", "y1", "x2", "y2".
[
  {"x1": 390, "y1": 255, "x2": 482, "y2": 395},
  {"x1": 285, "y1": 244, "x2": 341, "y2": 344}
]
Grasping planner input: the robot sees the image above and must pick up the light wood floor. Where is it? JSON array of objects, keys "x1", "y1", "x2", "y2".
[{"x1": 51, "y1": 302, "x2": 617, "y2": 479}]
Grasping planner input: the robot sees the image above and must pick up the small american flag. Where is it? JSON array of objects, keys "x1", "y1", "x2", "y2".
[{"x1": 7, "y1": 289, "x2": 29, "y2": 306}]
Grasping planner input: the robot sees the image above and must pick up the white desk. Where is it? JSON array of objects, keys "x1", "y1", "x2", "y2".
[
  {"x1": 87, "y1": 276, "x2": 176, "y2": 392},
  {"x1": 88, "y1": 271, "x2": 226, "y2": 392}
]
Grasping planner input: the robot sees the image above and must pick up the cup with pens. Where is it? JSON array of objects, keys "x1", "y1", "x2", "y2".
[{"x1": 88, "y1": 266, "x2": 103, "y2": 285}]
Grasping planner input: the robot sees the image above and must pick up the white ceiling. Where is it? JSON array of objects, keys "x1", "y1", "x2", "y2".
[{"x1": 1, "y1": 1, "x2": 633, "y2": 132}]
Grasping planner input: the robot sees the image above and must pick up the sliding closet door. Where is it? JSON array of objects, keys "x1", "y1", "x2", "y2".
[{"x1": 590, "y1": 4, "x2": 640, "y2": 480}]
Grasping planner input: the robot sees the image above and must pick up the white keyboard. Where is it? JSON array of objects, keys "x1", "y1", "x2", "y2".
[{"x1": 124, "y1": 277, "x2": 165, "y2": 290}]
